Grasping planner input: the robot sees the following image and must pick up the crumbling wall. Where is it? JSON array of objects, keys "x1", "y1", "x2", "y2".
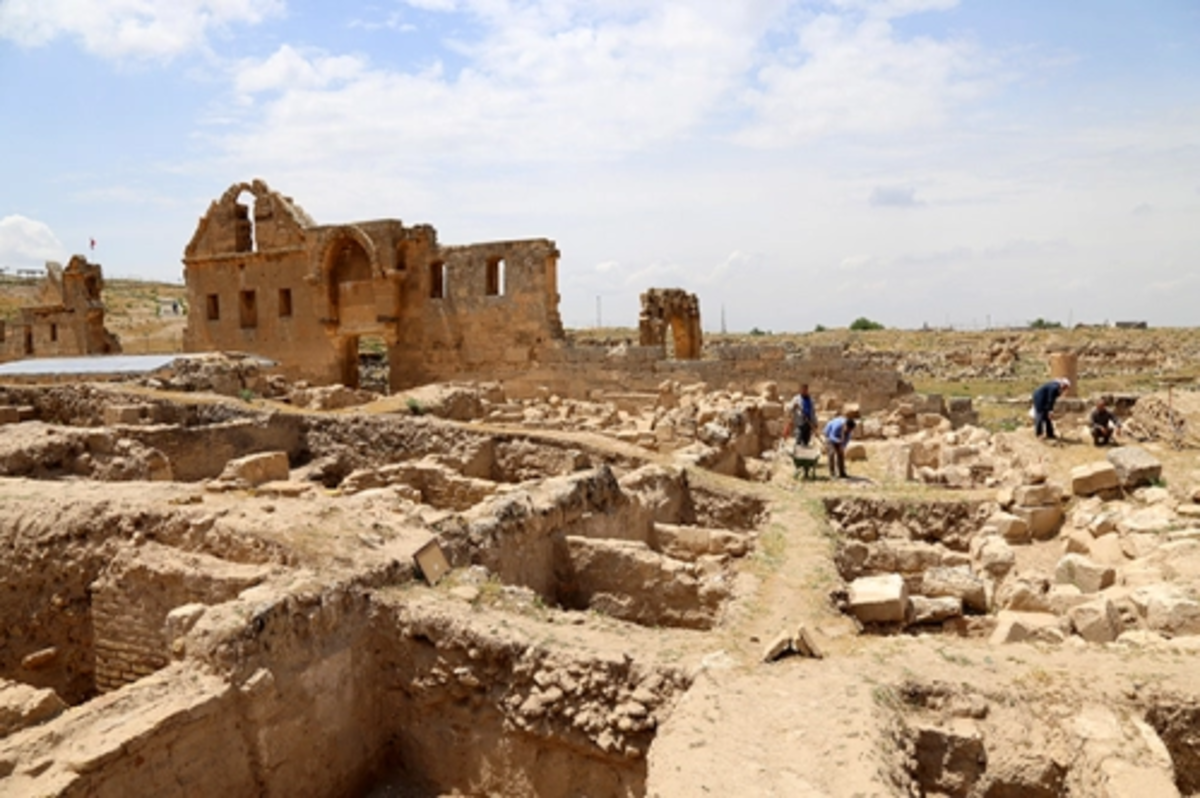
[
  {"x1": 183, "y1": 179, "x2": 565, "y2": 392},
  {"x1": 0, "y1": 255, "x2": 120, "y2": 362},
  {"x1": 639, "y1": 288, "x2": 702, "y2": 360}
]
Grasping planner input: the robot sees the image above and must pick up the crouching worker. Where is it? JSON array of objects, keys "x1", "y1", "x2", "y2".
[
  {"x1": 823, "y1": 416, "x2": 856, "y2": 479},
  {"x1": 1090, "y1": 399, "x2": 1121, "y2": 446}
]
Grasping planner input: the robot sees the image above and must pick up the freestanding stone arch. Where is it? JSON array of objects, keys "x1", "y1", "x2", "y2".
[{"x1": 639, "y1": 288, "x2": 702, "y2": 360}]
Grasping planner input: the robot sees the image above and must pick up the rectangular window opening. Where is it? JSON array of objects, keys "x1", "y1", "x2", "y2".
[
  {"x1": 239, "y1": 290, "x2": 258, "y2": 329},
  {"x1": 50, "y1": 323, "x2": 58, "y2": 342},
  {"x1": 486, "y1": 257, "x2": 505, "y2": 296},
  {"x1": 278, "y1": 288, "x2": 293, "y2": 318},
  {"x1": 429, "y1": 261, "x2": 446, "y2": 299},
  {"x1": 206, "y1": 294, "x2": 220, "y2": 321}
]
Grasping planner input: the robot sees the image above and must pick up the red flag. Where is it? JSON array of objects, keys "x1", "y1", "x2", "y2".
[{"x1": 89, "y1": 238, "x2": 96, "y2": 250}]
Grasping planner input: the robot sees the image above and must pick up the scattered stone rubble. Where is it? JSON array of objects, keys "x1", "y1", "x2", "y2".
[{"x1": 831, "y1": 445, "x2": 1200, "y2": 652}]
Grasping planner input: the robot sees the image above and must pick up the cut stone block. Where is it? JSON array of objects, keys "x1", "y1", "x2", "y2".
[
  {"x1": 1130, "y1": 585, "x2": 1200, "y2": 636},
  {"x1": 1055, "y1": 554, "x2": 1116, "y2": 594},
  {"x1": 910, "y1": 595, "x2": 963, "y2": 625},
  {"x1": 1012, "y1": 504, "x2": 1064, "y2": 541},
  {"x1": 217, "y1": 451, "x2": 290, "y2": 487},
  {"x1": 1106, "y1": 446, "x2": 1162, "y2": 489},
  {"x1": 1069, "y1": 598, "x2": 1121, "y2": 643},
  {"x1": 989, "y1": 611, "x2": 1062, "y2": 645},
  {"x1": 1014, "y1": 483, "x2": 1061, "y2": 507},
  {"x1": 985, "y1": 512, "x2": 1030, "y2": 544},
  {"x1": 0, "y1": 405, "x2": 20, "y2": 425},
  {"x1": 921, "y1": 567, "x2": 987, "y2": 613},
  {"x1": 414, "y1": 538, "x2": 451, "y2": 586},
  {"x1": 847, "y1": 573, "x2": 908, "y2": 624},
  {"x1": 1071, "y1": 462, "x2": 1120, "y2": 497}
]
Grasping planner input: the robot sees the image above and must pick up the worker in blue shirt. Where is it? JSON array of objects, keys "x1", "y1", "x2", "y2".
[
  {"x1": 1032, "y1": 377, "x2": 1070, "y2": 440},
  {"x1": 786, "y1": 384, "x2": 816, "y2": 446},
  {"x1": 823, "y1": 416, "x2": 856, "y2": 478}
]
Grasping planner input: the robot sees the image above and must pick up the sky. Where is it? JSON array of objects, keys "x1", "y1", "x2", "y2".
[{"x1": 1, "y1": 0, "x2": 1198, "y2": 332}]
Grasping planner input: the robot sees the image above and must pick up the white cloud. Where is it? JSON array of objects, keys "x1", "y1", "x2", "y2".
[
  {"x1": 0, "y1": 0, "x2": 283, "y2": 61},
  {"x1": 735, "y1": 8, "x2": 986, "y2": 146},
  {"x1": 0, "y1": 216, "x2": 68, "y2": 269},
  {"x1": 235, "y1": 45, "x2": 366, "y2": 97},
  {"x1": 219, "y1": 2, "x2": 781, "y2": 169}
]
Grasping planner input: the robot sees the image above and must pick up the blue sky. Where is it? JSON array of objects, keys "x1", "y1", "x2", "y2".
[{"x1": 1, "y1": 0, "x2": 1197, "y2": 331}]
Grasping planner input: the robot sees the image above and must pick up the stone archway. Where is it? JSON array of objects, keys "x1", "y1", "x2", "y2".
[
  {"x1": 321, "y1": 231, "x2": 378, "y2": 329},
  {"x1": 639, "y1": 288, "x2": 702, "y2": 360}
]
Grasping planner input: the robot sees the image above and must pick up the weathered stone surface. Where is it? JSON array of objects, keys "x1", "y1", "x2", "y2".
[
  {"x1": 1106, "y1": 446, "x2": 1162, "y2": 489},
  {"x1": 989, "y1": 611, "x2": 1062, "y2": 645},
  {"x1": 1130, "y1": 585, "x2": 1200, "y2": 636},
  {"x1": 1014, "y1": 482, "x2": 1061, "y2": 507},
  {"x1": 998, "y1": 578, "x2": 1052, "y2": 613},
  {"x1": 972, "y1": 536, "x2": 1014, "y2": 577},
  {"x1": 1069, "y1": 598, "x2": 1122, "y2": 643},
  {"x1": 1012, "y1": 504, "x2": 1064, "y2": 541},
  {"x1": 910, "y1": 595, "x2": 963, "y2": 624},
  {"x1": 0, "y1": 677, "x2": 68, "y2": 737},
  {"x1": 921, "y1": 567, "x2": 987, "y2": 613},
  {"x1": 1089, "y1": 534, "x2": 1128, "y2": 566},
  {"x1": 217, "y1": 451, "x2": 290, "y2": 487},
  {"x1": 1071, "y1": 462, "x2": 1120, "y2": 497},
  {"x1": 1055, "y1": 554, "x2": 1116, "y2": 594},
  {"x1": 847, "y1": 573, "x2": 908, "y2": 624},
  {"x1": 984, "y1": 512, "x2": 1030, "y2": 545}
]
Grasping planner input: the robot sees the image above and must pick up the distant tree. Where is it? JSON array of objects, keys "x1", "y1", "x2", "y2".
[
  {"x1": 1028, "y1": 318, "x2": 1063, "y2": 329},
  {"x1": 814, "y1": 323, "x2": 827, "y2": 332},
  {"x1": 748, "y1": 327, "x2": 769, "y2": 336},
  {"x1": 849, "y1": 316, "x2": 885, "y2": 331}
]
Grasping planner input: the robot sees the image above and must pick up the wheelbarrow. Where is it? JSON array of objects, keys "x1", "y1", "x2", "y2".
[{"x1": 790, "y1": 444, "x2": 822, "y2": 480}]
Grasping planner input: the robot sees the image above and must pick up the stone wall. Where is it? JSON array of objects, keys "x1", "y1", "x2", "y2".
[
  {"x1": 183, "y1": 179, "x2": 564, "y2": 392},
  {"x1": 0, "y1": 256, "x2": 121, "y2": 362},
  {"x1": 91, "y1": 544, "x2": 268, "y2": 693}
]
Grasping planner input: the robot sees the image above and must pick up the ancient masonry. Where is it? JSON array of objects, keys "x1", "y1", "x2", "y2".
[
  {"x1": 182, "y1": 179, "x2": 564, "y2": 392},
  {"x1": 0, "y1": 256, "x2": 121, "y2": 361},
  {"x1": 183, "y1": 180, "x2": 909, "y2": 409},
  {"x1": 639, "y1": 288, "x2": 702, "y2": 360}
]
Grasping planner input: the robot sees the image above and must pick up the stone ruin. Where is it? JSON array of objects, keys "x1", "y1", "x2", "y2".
[
  {"x1": 0, "y1": 256, "x2": 121, "y2": 362},
  {"x1": 638, "y1": 288, "x2": 701, "y2": 360},
  {"x1": 183, "y1": 179, "x2": 564, "y2": 392}
]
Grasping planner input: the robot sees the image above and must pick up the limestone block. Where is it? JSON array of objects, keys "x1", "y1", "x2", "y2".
[
  {"x1": 1014, "y1": 482, "x2": 1061, "y2": 507},
  {"x1": 1012, "y1": 504, "x2": 1064, "y2": 541},
  {"x1": 1023, "y1": 464, "x2": 1049, "y2": 484},
  {"x1": 1130, "y1": 585, "x2": 1200, "y2": 636},
  {"x1": 844, "y1": 442, "x2": 866, "y2": 462},
  {"x1": 973, "y1": 536, "x2": 1015, "y2": 577},
  {"x1": 1088, "y1": 511, "x2": 1119, "y2": 538},
  {"x1": 1071, "y1": 462, "x2": 1121, "y2": 497},
  {"x1": 1063, "y1": 528, "x2": 1092, "y2": 555},
  {"x1": 996, "y1": 486, "x2": 1015, "y2": 510},
  {"x1": 989, "y1": 611, "x2": 1062, "y2": 645},
  {"x1": 985, "y1": 512, "x2": 1030, "y2": 544},
  {"x1": 1117, "y1": 505, "x2": 1175, "y2": 535},
  {"x1": 910, "y1": 595, "x2": 963, "y2": 625},
  {"x1": 885, "y1": 443, "x2": 913, "y2": 482},
  {"x1": 217, "y1": 451, "x2": 290, "y2": 487},
  {"x1": 1088, "y1": 534, "x2": 1128, "y2": 566},
  {"x1": 1106, "y1": 446, "x2": 1162, "y2": 489},
  {"x1": 1069, "y1": 598, "x2": 1122, "y2": 643},
  {"x1": 1048, "y1": 584, "x2": 1090, "y2": 615},
  {"x1": 921, "y1": 567, "x2": 987, "y2": 613},
  {"x1": 941, "y1": 465, "x2": 972, "y2": 489},
  {"x1": 1135, "y1": 486, "x2": 1172, "y2": 505},
  {"x1": 847, "y1": 573, "x2": 908, "y2": 624},
  {"x1": 0, "y1": 679, "x2": 67, "y2": 737},
  {"x1": 1055, "y1": 554, "x2": 1116, "y2": 594},
  {"x1": 0, "y1": 405, "x2": 20, "y2": 424}
]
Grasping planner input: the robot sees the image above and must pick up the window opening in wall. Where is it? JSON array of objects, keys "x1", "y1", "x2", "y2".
[
  {"x1": 50, "y1": 323, "x2": 58, "y2": 342},
  {"x1": 429, "y1": 260, "x2": 446, "y2": 299},
  {"x1": 206, "y1": 294, "x2": 220, "y2": 321},
  {"x1": 486, "y1": 257, "x2": 505, "y2": 296},
  {"x1": 239, "y1": 290, "x2": 257, "y2": 329},
  {"x1": 234, "y1": 191, "x2": 257, "y2": 253},
  {"x1": 395, "y1": 242, "x2": 408, "y2": 272},
  {"x1": 279, "y1": 288, "x2": 293, "y2": 318},
  {"x1": 24, "y1": 329, "x2": 33, "y2": 355}
]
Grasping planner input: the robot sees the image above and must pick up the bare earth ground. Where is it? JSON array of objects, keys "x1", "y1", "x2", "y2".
[{"x1": 2, "y1": 281, "x2": 1200, "y2": 795}]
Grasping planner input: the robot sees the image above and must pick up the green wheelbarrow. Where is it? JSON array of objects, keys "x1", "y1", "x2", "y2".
[{"x1": 790, "y1": 444, "x2": 822, "y2": 480}]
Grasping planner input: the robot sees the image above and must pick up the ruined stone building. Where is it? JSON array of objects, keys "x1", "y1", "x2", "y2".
[
  {"x1": 0, "y1": 256, "x2": 121, "y2": 361},
  {"x1": 182, "y1": 180, "x2": 564, "y2": 392},
  {"x1": 639, "y1": 288, "x2": 702, "y2": 360}
]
